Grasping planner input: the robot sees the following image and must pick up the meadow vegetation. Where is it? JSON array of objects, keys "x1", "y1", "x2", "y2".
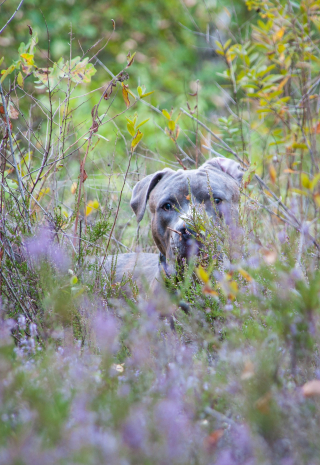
[{"x1": 1, "y1": 0, "x2": 320, "y2": 463}]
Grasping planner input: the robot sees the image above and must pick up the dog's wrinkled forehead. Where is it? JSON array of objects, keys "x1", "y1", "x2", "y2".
[
  {"x1": 130, "y1": 157, "x2": 244, "y2": 223},
  {"x1": 151, "y1": 166, "x2": 239, "y2": 205}
]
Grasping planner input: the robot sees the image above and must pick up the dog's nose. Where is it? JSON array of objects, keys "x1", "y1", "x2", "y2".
[{"x1": 180, "y1": 226, "x2": 194, "y2": 241}]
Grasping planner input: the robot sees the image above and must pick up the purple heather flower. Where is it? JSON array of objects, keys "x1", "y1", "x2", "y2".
[
  {"x1": 25, "y1": 227, "x2": 70, "y2": 272},
  {"x1": 93, "y1": 311, "x2": 119, "y2": 353}
]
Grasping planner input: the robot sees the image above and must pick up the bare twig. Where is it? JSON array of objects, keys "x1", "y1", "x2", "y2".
[
  {"x1": 167, "y1": 227, "x2": 182, "y2": 236},
  {"x1": 0, "y1": 0, "x2": 24, "y2": 35},
  {"x1": 0, "y1": 80, "x2": 30, "y2": 229},
  {"x1": 99, "y1": 124, "x2": 134, "y2": 270}
]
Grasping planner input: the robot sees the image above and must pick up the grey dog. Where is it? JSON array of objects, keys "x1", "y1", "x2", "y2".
[{"x1": 105, "y1": 157, "x2": 244, "y2": 293}]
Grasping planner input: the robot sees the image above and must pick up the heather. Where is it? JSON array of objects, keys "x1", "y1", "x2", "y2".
[{"x1": 1, "y1": 1, "x2": 320, "y2": 464}]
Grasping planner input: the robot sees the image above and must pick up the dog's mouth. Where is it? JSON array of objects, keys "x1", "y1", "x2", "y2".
[{"x1": 170, "y1": 230, "x2": 206, "y2": 264}]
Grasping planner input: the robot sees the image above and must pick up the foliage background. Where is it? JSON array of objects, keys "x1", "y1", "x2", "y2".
[{"x1": 1, "y1": 0, "x2": 320, "y2": 464}]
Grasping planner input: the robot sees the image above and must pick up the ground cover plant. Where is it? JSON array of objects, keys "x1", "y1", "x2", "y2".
[{"x1": 1, "y1": 0, "x2": 320, "y2": 463}]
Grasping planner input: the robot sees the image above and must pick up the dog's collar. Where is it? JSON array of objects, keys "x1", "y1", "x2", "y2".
[{"x1": 159, "y1": 253, "x2": 170, "y2": 278}]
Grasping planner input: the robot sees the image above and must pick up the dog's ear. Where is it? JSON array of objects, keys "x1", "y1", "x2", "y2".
[
  {"x1": 131, "y1": 169, "x2": 172, "y2": 223},
  {"x1": 201, "y1": 157, "x2": 244, "y2": 184}
]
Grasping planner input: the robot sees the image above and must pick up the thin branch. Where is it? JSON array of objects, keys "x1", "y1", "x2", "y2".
[
  {"x1": 0, "y1": 80, "x2": 30, "y2": 229},
  {"x1": 0, "y1": 0, "x2": 24, "y2": 35},
  {"x1": 99, "y1": 124, "x2": 134, "y2": 270}
]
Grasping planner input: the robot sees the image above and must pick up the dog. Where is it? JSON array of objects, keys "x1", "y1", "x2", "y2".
[{"x1": 104, "y1": 157, "x2": 244, "y2": 294}]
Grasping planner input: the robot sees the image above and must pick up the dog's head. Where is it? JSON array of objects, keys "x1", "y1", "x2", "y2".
[{"x1": 130, "y1": 158, "x2": 244, "y2": 263}]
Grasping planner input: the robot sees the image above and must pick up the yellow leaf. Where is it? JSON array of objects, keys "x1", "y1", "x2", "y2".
[
  {"x1": 137, "y1": 86, "x2": 143, "y2": 97},
  {"x1": 136, "y1": 118, "x2": 149, "y2": 129},
  {"x1": 238, "y1": 268, "x2": 252, "y2": 282},
  {"x1": 131, "y1": 129, "x2": 143, "y2": 152},
  {"x1": 229, "y1": 281, "x2": 238, "y2": 293},
  {"x1": 310, "y1": 172, "x2": 320, "y2": 190},
  {"x1": 269, "y1": 164, "x2": 277, "y2": 184},
  {"x1": 37, "y1": 187, "x2": 50, "y2": 201},
  {"x1": 127, "y1": 123, "x2": 136, "y2": 137},
  {"x1": 126, "y1": 87, "x2": 136, "y2": 98},
  {"x1": 0, "y1": 64, "x2": 15, "y2": 83},
  {"x1": 273, "y1": 27, "x2": 285, "y2": 42},
  {"x1": 20, "y1": 53, "x2": 34, "y2": 66},
  {"x1": 301, "y1": 173, "x2": 311, "y2": 190},
  {"x1": 122, "y1": 84, "x2": 130, "y2": 109},
  {"x1": 17, "y1": 71, "x2": 24, "y2": 88},
  {"x1": 277, "y1": 75, "x2": 289, "y2": 91},
  {"x1": 85, "y1": 200, "x2": 99, "y2": 216},
  {"x1": 141, "y1": 90, "x2": 154, "y2": 98},
  {"x1": 168, "y1": 120, "x2": 175, "y2": 131},
  {"x1": 162, "y1": 109, "x2": 171, "y2": 120},
  {"x1": 290, "y1": 188, "x2": 308, "y2": 196},
  {"x1": 196, "y1": 265, "x2": 209, "y2": 284},
  {"x1": 86, "y1": 204, "x2": 93, "y2": 216}
]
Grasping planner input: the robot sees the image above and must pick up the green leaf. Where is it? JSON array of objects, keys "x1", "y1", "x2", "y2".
[
  {"x1": 17, "y1": 71, "x2": 24, "y2": 88},
  {"x1": 137, "y1": 86, "x2": 143, "y2": 97},
  {"x1": 162, "y1": 109, "x2": 171, "y2": 120},
  {"x1": 0, "y1": 57, "x2": 4, "y2": 67},
  {"x1": 70, "y1": 276, "x2": 78, "y2": 285},
  {"x1": 131, "y1": 129, "x2": 143, "y2": 151},
  {"x1": 68, "y1": 57, "x2": 97, "y2": 83}
]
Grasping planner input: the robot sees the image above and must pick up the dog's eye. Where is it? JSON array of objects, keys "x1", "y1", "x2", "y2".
[
  {"x1": 162, "y1": 202, "x2": 173, "y2": 211},
  {"x1": 214, "y1": 198, "x2": 222, "y2": 205}
]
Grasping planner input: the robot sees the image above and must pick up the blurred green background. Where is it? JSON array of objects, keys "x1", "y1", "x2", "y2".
[{"x1": 0, "y1": 0, "x2": 251, "y2": 249}]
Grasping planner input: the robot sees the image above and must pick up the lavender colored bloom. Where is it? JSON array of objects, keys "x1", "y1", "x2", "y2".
[
  {"x1": 213, "y1": 450, "x2": 238, "y2": 465},
  {"x1": 25, "y1": 227, "x2": 70, "y2": 272},
  {"x1": 30, "y1": 322, "x2": 37, "y2": 337},
  {"x1": 122, "y1": 407, "x2": 148, "y2": 451},
  {"x1": 154, "y1": 398, "x2": 190, "y2": 462},
  {"x1": 225, "y1": 302, "x2": 233, "y2": 311},
  {"x1": 278, "y1": 229, "x2": 288, "y2": 244},
  {"x1": 93, "y1": 311, "x2": 119, "y2": 353},
  {"x1": 18, "y1": 314, "x2": 26, "y2": 329}
]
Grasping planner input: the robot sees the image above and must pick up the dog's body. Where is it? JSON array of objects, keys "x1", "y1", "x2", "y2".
[{"x1": 104, "y1": 157, "x2": 243, "y2": 292}]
